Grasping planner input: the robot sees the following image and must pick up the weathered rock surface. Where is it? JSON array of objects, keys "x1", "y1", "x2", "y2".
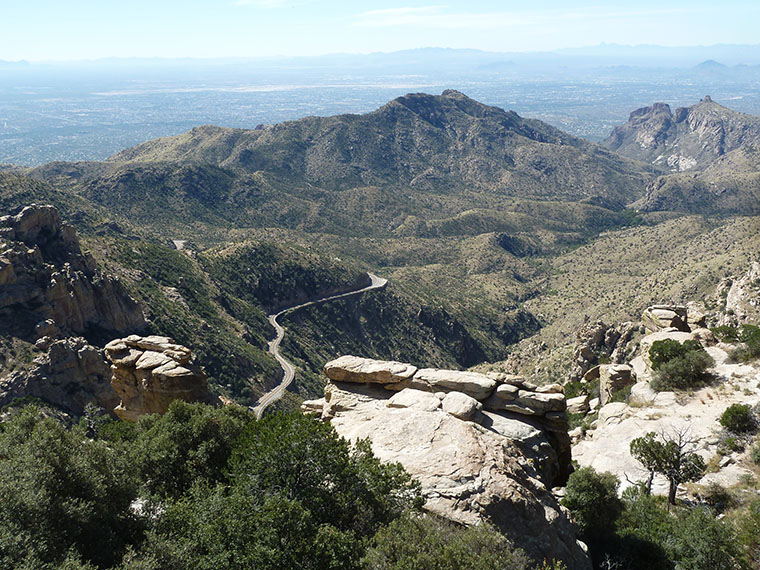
[
  {"x1": 721, "y1": 261, "x2": 760, "y2": 325},
  {"x1": 106, "y1": 335, "x2": 214, "y2": 421},
  {"x1": 324, "y1": 355, "x2": 417, "y2": 384},
  {"x1": 0, "y1": 204, "x2": 146, "y2": 340},
  {"x1": 311, "y1": 356, "x2": 588, "y2": 568},
  {"x1": 0, "y1": 337, "x2": 117, "y2": 415},
  {"x1": 599, "y1": 364, "x2": 635, "y2": 406},
  {"x1": 567, "y1": 319, "x2": 637, "y2": 383},
  {"x1": 641, "y1": 305, "x2": 689, "y2": 333}
]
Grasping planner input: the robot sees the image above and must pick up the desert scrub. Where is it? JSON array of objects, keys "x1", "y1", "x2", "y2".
[
  {"x1": 730, "y1": 324, "x2": 760, "y2": 362},
  {"x1": 649, "y1": 339, "x2": 714, "y2": 391}
]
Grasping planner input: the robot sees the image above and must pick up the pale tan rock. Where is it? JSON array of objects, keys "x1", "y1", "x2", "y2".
[
  {"x1": 301, "y1": 398, "x2": 325, "y2": 415},
  {"x1": 441, "y1": 391, "x2": 481, "y2": 420},
  {"x1": 567, "y1": 395, "x2": 590, "y2": 415},
  {"x1": 322, "y1": 381, "x2": 590, "y2": 569},
  {"x1": 413, "y1": 368, "x2": 497, "y2": 400},
  {"x1": 324, "y1": 355, "x2": 417, "y2": 384},
  {"x1": 537, "y1": 383, "x2": 565, "y2": 394},
  {"x1": 515, "y1": 390, "x2": 566, "y2": 413},
  {"x1": 599, "y1": 364, "x2": 635, "y2": 406},
  {"x1": 690, "y1": 327, "x2": 717, "y2": 347},
  {"x1": 387, "y1": 388, "x2": 442, "y2": 412},
  {"x1": 106, "y1": 335, "x2": 213, "y2": 421},
  {"x1": 642, "y1": 305, "x2": 689, "y2": 333},
  {"x1": 485, "y1": 371, "x2": 526, "y2": 386},
  {"x1": 135, "y1": 350, "x2": 175, "y2": 370}
]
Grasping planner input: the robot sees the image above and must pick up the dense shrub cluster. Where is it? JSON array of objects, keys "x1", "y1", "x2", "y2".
[
  {"x1": 562, "y1": 468, "x2": 752, "y2": 570},
  {"x1": 648, "y1": 339, "x2": 714, "y2": 391},
  {"x1": 0, "y1": 402, "x2": 531, "y2": 570}
]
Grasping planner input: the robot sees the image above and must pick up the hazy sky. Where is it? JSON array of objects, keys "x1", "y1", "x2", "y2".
[{"x1": 2, "y1": 0, "x2": 758, "y2": 61}]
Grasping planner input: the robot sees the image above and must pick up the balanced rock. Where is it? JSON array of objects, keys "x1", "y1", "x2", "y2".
[{"x1": 106, "y1": 335, "x2": 213, "y2": 421}]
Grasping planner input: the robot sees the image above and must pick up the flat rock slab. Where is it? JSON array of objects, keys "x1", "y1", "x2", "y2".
[
  {"x1": 413, "y1": 368, "x2": 497, "y2": 400},
  {"x1": 324, "y1": 355, "x2": 418, "y2": 384}
]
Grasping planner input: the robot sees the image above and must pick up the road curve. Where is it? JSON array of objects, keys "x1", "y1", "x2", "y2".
[{"x1": 251, "y1": 273, "x2": 388, "y2": 419}]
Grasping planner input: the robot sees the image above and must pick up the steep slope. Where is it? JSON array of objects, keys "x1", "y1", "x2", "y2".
[
  {"x1": 605, "y1": 96, "x2": 760, "y2": 171},
  {"x1": 635, "y1": 146, "x2": 760, "y2": 214},
  {"x1": 605, "y1": 98, "x2": 760, "y2": 214}
]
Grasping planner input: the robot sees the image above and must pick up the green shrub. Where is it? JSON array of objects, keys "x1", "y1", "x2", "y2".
[
  {"x1": 649, "y1": 339, "x2": 713, "y2": 391},
  {"x1": 751, "y1": 443, "x2": 760, "y2": 465},
  {"x1": 730, "y1": 324, "x2": 760, "y2": 362},
  {"x1": 719, "y1": 403, "x2": 756, "y2": 434},
  {"x1": 711, "y1": 326, "x2": 739, "y2": 342},
  {"x1": 363, "y1": 514, "x2": 531, "y2": 570},
  {"x1": 562, "y1": 467, "x2": 622, "y2": 542}
]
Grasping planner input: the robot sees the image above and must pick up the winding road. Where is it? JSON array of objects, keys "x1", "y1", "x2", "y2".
[{"x1": 251, "y1": 273, "x2": 388, "y2": 419}]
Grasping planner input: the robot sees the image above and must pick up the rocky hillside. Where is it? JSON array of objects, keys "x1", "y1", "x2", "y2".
[
  {"x1": 604, "y1": 98, "x2": 760, "y2": 214},
  {"x1": 604, "y1": 96, "x2": 760, "y2": 171},
  {"x1": 107, "y1": 90, "x2": 649, "y2": 206},
  {"x1": 303, "y1": 355, "x2": 589, "y2": 569}
]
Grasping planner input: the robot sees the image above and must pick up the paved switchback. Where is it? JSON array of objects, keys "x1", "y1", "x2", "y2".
[{"x1": 251, "y1": 273, "x2": 388, "y2": 419}]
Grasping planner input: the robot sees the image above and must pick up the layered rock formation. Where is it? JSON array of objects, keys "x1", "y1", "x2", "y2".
[
  {"x1": 0, "y1": 337, "x2": 117, "y2": 415},
  {"x1": 0, "y1": 204, "x2": 146, "y2": 341},
  {"x1": 303, "y1": 355, "x2": 589, "y2": 569},
  {"x1": 105, "y1": 335, "x2": 214, "y2": 421}
]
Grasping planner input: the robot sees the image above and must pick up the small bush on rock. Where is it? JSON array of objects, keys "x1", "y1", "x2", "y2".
[
  {"x1": 649, "y1": 339, "x2": 713, "y2": 391},
  {"x1": 720, "y1": 404, "x2": 756, "y2": 434}
]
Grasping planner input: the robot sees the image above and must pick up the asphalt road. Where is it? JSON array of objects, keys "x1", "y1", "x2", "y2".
[{"x1": 251, "y1": 273, "x2": 388, "y2": 419}]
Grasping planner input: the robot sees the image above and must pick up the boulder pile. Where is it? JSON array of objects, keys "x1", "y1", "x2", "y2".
[{"x1": 303, "y1": 355, "x2": 589, "y2": 569}]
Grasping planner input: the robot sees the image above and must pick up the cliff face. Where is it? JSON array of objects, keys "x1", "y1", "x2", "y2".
[
  {"x1": 303, "y1": 356, "x2": 590, "y2": 570},
  {"x1": 0, "y1": 204, "x2": 146, "y2": 342},
  {"x1": 605, "y1": 97, "x2": 760, "y2": 171}
]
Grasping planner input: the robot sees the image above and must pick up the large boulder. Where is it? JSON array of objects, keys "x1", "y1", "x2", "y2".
[
  {"x1": 323, "y1": 355, "x2": 417, "y2": 384},
  {"x1": 412, "y1": 368, "x2": 497, "y2": 400},
  {"x1": 641, "y1": 305, "x2": 689, "y2": 333},
  {"x1": 105, "y1": 335, "x2": 214, "y2": 421}
]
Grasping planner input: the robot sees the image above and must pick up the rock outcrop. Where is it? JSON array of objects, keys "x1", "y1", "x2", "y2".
[
  {"x1": 0, "y1": 204, "x2": 146, "y2": 341},
  {"x1": 641, "y1": 305, "x2": 689, "y2": 333},
  {"x1": 105, "y1": 335, "x2": 214, "y2": 421},
  {"x1": 604, "y1": 98, "x2": 760, "y2": 171},
  {"x1": 598, "y1": 364, "x2": 635, "y2": 406},
  {"x1": 0, "y1": 337, "x2": 117, "y2": 415},
  {"x1": 304, "y1": 356, "x2": 589, "y2": 569},
  {"x1": 720, "y1": 261, "x2": 760, "y2": 326},
  {"x1": 567, "y1": 319, "x2": 637, "y2": 383}
]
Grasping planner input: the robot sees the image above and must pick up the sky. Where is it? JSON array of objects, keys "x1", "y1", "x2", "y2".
[{"x1": 1, "y1": 0, "x2": 759, "y2": 61}]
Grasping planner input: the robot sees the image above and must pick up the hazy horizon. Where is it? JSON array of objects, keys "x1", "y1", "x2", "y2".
[{"x1": 2, "y1": 0, "x2": 759, "y2": 61}]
